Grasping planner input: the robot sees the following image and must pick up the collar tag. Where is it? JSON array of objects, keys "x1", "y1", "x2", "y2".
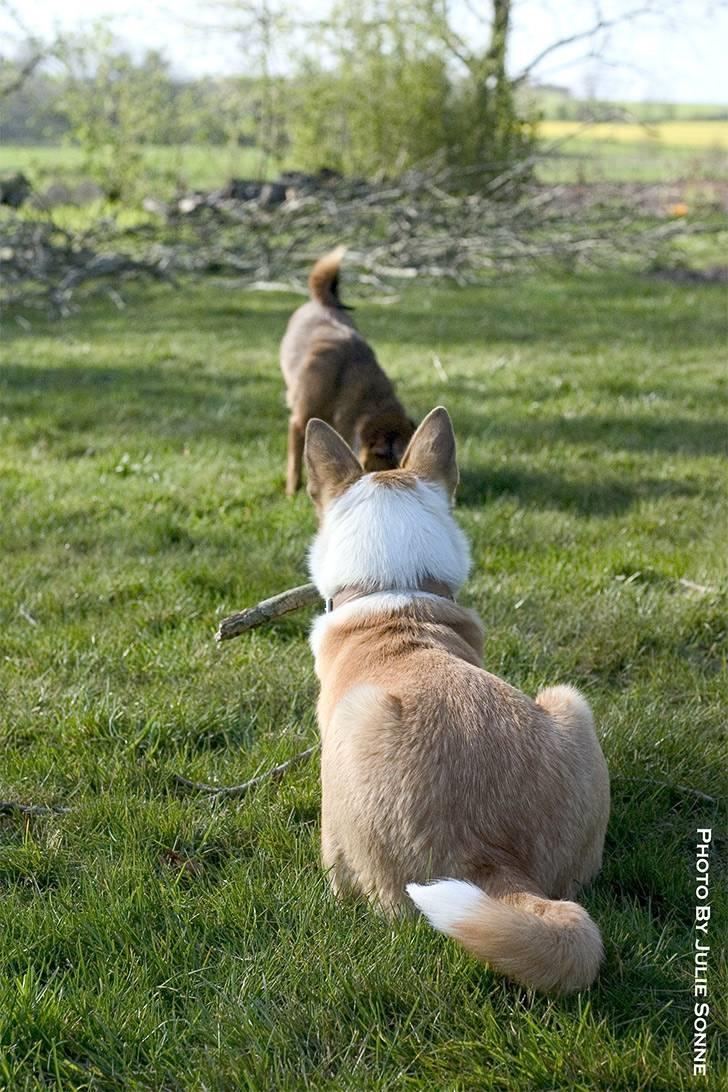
[{"x1": 325, "y1": 598, "x2": 334, "y2": 614}]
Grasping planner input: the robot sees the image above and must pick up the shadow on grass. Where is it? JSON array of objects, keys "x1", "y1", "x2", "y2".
[
  {"x1": 3, "y1": 271, "x2": 726, "y2": 459},
  {"x1": 362, "y1": 272, "x2": 728, "y2": 353},
  {"x1": 0, "y1": 362, "x2": 284, "y2": 448},
  {"x1": 458, "y1": 465, "x2": 703, "y2": 515},
  {"x1": 508, "y1": 415, "x2": 726, "y2": 458},
  {"x1": 453, "y1": 400, "x2": 728, "y2": 458},
  {"x1": 581, "y1": 751, "x2": 726, "y2": 1035},
  {"x1": 4, "y1": 353, "x2": 725, "y2": 469}
]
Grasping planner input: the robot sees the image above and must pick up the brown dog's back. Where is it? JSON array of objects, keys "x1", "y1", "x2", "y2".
[
  {"x1": 281, "y1": 248, "x2": 368, "y2": 401},
  {"x1": 280, "y1": 248, "x2": 414, "y2": 492}
]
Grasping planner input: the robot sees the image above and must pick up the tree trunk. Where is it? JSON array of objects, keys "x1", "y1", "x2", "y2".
[{"x1": 486, "y1": 0, "x2": 511, "y2": 87}]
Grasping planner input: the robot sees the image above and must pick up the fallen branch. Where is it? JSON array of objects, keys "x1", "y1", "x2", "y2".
[
  {"x1": 216, "y1": 582, "x2": 320, "y2": 642},
  {"x1": 4, "y1": 156, "x2": 723, "y2": 313},
  {"x1": 678, "y1": 578, "x2": 716, "y2": 595},
  {"x1": 615, "y1": 777, "x2": 717, "y2": 805},
  {"x1": 173, "y1": 745, "x2": 318, "y2": 798},
  {"x1": 0, "y1": 800, "x2": 72, "y2": 816},
  {"x1": 18, "y1": 603, "x2": 38, "y2": 626}
]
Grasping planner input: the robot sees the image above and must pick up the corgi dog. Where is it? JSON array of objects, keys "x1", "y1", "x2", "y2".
[
  {"x1": 304, "y1": 407, "x2": 610, "y2": 994},
  {"x1": 280, "y1": 246, "x2": 414, "y2": 495}
]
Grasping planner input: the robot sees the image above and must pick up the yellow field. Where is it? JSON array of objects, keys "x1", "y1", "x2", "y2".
[{"x1": 540, "y1": 120, "x2": 728, "y2": 149}]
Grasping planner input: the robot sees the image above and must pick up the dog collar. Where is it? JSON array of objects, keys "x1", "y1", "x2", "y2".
[{"x1": 325, "y1": 578, "x2": 455, "y2": 613}]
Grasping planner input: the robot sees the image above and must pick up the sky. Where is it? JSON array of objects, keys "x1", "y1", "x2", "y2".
[{"x1": 2, "y1": 0, "x2": 727, "y2": 104}]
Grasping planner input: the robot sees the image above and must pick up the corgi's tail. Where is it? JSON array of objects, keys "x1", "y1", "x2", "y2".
[
  {"x1": 406, "y1": 878, "x2": 603, "y2": 994},
  {"x1": 308, "y1": 245, "x2": 347, "y2": 306}
]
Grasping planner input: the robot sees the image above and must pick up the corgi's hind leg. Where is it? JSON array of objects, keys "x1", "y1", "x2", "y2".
[
  {"x1": 536, "y1": 685, "x2": 610, "y2": 891},
  {"x1": 321, "y1": 824, "x2": 358, "y2": 899},
  {"x1": 286, "y1": 416, "x2": 306, "y2": 495}
]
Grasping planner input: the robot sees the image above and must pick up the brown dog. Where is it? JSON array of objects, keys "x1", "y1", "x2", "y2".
[
  {"x1": 280, "y1": 247, "x2": 414, "y2": 495},
  {"x1": 304, "y1": 408, "x2": 610, "y2": 994}
]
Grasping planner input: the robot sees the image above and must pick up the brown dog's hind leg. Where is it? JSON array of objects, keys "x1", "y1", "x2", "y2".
[{"x1": 286, "y1": 417, "x2": 306, "y2": 495}]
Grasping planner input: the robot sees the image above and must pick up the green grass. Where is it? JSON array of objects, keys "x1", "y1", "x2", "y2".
[
  {"x1": 0, "y1": 143, "x2": 271, "y2": 194},
  {"x1": 1, "y1": 270, "x2": 727, "y2": 1089},
  {"x1": 3, "y1": 115, "x2": 728, "y2": 197},
  {"x1": 535, "y1": 130, "x2": 728, "y2": 183}
]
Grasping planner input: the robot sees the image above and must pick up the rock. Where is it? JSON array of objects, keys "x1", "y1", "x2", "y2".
[
  {"x1": 258, "y1": 182, "x2": 287, "y2": 208},
  {"x1": 32, "y1": 180, "x2": 104, "y2": 208},
  {"x1": 142, "y1": 196, "x2": 170, "y2": 217},
  {"x1": 315, "y1": 167, "x2": 343, "y2": 185},
  {"x1": 278, "y1": 170, "x2": 314, "y2": 189},
  {"x1": 37, "y1": 182, "x2": 74, "y2": 206},
  {"x1": 0, "y1": 172, "x2": 31, "y2": 207},
  {"x1": 73, "y1": 180, "x2": 104, "y2": 205},
  {"x1": 221, "y1": 178, "x2": 264, "y2": 201},
  {"x1": 177, "y1": 194, "x2": 207, "y2": 215}
]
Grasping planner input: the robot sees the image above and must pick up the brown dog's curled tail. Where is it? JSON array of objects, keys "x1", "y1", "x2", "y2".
[
  {"x1": 308, "y1": 246, "x2": 347, "y2": 307},
  {"x1": 407, "y1": 879, "x2": 603, "y2": 994}
]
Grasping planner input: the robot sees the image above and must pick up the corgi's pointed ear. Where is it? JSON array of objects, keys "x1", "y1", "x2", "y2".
[
  {"x1": 401, "y1": 406, "x2": 458, "y2": 497},
  {"x1": 305, "y1": 419, "x2": 363, "y2": 511}
]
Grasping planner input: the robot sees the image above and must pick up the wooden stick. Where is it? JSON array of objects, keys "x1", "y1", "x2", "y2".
[
  {"x1": 18, "y1": 603, "x2": 38, "y2": 626},
  {"x1": 173, "y1": 745, "x2": 318, "y2": 799},
  {"x1": 216, "y1": 582, "x2": 320, "y2": 642},
  {"x1": 678, "y1": 578, "x2": 715, "y2": 595},
  {"x1": 615, "y1": 777, "x2": 716, "y2": 804},
  {"x1": 0, "y1": 801, "x2": 72, "y2": 816}
]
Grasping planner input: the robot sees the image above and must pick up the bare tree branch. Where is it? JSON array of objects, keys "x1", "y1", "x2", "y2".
[
  {"x1": 516, "y1": 4, "x2": 659, "y2": 83},
  {"x1": 173, "y1": 745, "x2": 318, "y2": 798},
  {"x1": 0, "y1": 0, "x2": 54, "y2": 99},
  {"x1": 0, "y1": 800, "x2": 72, "y2": 816},
  {"x1": 3, "y1": 156, "x2": 721, "y2": 314},
  {"x1": 426, "y1": 0, "x2": 477, "y2": 69},
  {"x1": 615, "y1": 777, "x2": 717, "y2": 804},
  {"x1": 0, "y1": 50, "x2": 44, "y2": 99}
]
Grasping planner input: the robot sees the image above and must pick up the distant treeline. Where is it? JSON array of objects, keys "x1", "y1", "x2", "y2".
[
  {"x1": 4, "y1": 71, "x2": 724, "y2": 150},
  {"x1": 0, "y1": 67, "x2": 264, "y2": 147},
  {"x1": 2, "y1": 3, "x2": 726, "y2": 202},
  {"x1": 0, "y1": 7, "x2": 536, "y2": 199},
  {"x1": 525, "y1": 86, "x2": 728, "y2": 123}
]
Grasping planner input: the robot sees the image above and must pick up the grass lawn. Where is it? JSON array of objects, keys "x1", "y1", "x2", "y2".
[
  {"x1": 0, "y1": 144, "x2": 269, "y2": 195},
  {"x1": 536, "y1": 122, "x2": 728, "y2": 183},
  {"x1": 1, "y1": 270, "x2": 727, "y2": 1089},
  {"x1": 3, "y1": 117, "x2": 728, "y2": 197}
]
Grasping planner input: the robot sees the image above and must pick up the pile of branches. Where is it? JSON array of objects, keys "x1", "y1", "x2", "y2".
[
  {"x1": 0, "y1": 212, "x2": 173, "y2": 313},
  {"x1": 1, "y1": 161, "x2": 723, "y2": 313}
]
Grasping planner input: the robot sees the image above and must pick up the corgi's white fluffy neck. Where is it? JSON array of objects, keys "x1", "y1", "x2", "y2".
[{"x1": 308, "y1": 476, "x2": 470, "y2": 601}]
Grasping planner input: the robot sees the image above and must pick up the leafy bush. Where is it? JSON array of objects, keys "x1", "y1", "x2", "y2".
[{"x1": 287, "y1": 0, "x2": 536, "y2": 183}]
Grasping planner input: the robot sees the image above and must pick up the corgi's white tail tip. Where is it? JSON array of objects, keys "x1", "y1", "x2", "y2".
[
  {"x1": 406, "y1": 877, "x2": 604, "y2": 994},
  {"x1": 406, "y1": 879, "x2": 482, "y2": 933}
]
